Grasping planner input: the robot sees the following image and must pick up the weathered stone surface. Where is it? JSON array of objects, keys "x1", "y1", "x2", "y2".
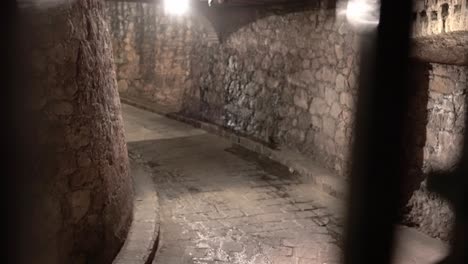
[
  {"x1": 335, "y1": 73, "x2": 347, "y2": 91},
  {"x1": 405, "y1": 182, "x2": 455, "y2": 241},
  {"x1": 19, "y1": 1, "x2": 133, "y2": 263},
  {"x1": 430, "y1": 76, "x2": 456, "y2": 94},
  {"x1": 325, "y1": 88, "x2": 339, "y2": 106},
  {"x1": 106, "y1": 1, "x2": 209, "y2": 110},
  {"x1": 410, "y1": 0, "x2": 468, "y2": 65},
  {"x1": 124, "y1": 105, "x2": 342, "y2": 264},
  {"x1": 330, "y1": 103, "x2": 342, "y2": 119},
  {"x1": 339, "y1": 92, "x2": 354, "y2": 109},
  {"x1": 423, "y1": 65, "x2": 467, "y2": 173},
  {"x1": 412, "y1": 0, "x2": 468, "y2": 37},
  {"x1": 323, "y1": 117, "x2": 336, "y2": 138},
  {"x1": 71, "y1": 190, "x2": 92, "y2": 223},
  {"x1": 104, "y1": 0, "x2": 466, "y2": 244},
  {"x1": 181, "y1": 6, "x2": 361, "y2": 178},
  {"x1": 294, "y1": 89, "x2": 309, "y2": 109},
  {"x1": 404, "y1": 63, "x2": 467, "y2": 241},
  {"x1": 309, "y1": 97, "x2": 329, "y2": 116}
]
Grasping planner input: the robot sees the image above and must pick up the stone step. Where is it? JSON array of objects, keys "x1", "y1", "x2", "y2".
[{"x1": 113, "y1": 159, "x2": 161, "y2": 264}]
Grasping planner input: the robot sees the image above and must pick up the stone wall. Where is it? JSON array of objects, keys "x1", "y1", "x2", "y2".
[
  {"x1": 106, "y1": 3, "x2": 360, "y2": 176},
  {"x1": 404, "y1": 63, "x2": 467, "y2": 240},
  {"x1": 404, "y1": 0, "x2": 468, "y2": 240},
  {"x1": 412, "y1": 0, "x2": 467, "y2": 37},
  {"x1": 107, "y1": 1, "x2": 203, "y2": 110},
  {"x1": 18, "y1": 1, "x2": 133, "y2": 263},
  {"x1": 411, "y1": 0, "x2": 468, "y2": 65},
  {"x1": 183, "y1": 5, "x2": 361, "y2": 177},
  {"x1": 103, "y1": 0, "x2": 466, "y2": 242},
  {"x1": 181, "y1": 2, "x2": 467, "y2": 241}
]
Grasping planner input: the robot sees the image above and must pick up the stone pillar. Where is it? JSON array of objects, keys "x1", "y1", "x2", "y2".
[{"x1": 17, "y1": 0, "x2": 133, "y2": 263}]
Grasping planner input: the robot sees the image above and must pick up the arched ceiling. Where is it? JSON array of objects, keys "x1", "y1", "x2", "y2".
[
  {"x1": 108, "y1": 0, "x2": 467, "y2": 65},
  {"x1": 116, "y1": 0, "x2": 323, "y2": 6},
  {"x1": 112, "y1": 0, "x2": 331, "y2": 10},
  {"x1": 193, "y1": 0, "x2": 332, "y2": 40},
  {"x1": 199, "y1": 0, "x2": 322, "y2": 6},
  {"x1": 112, "y1": 0, "x2": 331, "y2": 40}
]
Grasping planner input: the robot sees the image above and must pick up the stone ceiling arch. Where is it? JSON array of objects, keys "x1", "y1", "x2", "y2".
[{"x1": 106, "y1": 0, "x2": 335, "y2": 43}]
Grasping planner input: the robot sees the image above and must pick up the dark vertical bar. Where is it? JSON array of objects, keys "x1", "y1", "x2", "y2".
[
  {"x1": 5, "y1": 0, "x2": 19, "y2": 263},
  {"x1": 343, "y1": 0, "x2": 413, "y2": 264}
]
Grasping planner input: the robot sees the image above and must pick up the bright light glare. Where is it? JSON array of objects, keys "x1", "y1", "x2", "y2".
[
  {"x1": 164, "y1": 0, "x2": 189, "y2": 15},
  {"x1": 345, "y1": 0, "x2": 380, "y2": 28}
]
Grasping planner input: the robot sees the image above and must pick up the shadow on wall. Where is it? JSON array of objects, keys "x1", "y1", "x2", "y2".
[
  {"x1": 403, "y1": 62, "x2": 468, "y2": 241},
  {"x1": 402, "y1": 60, "x2": 430, "y2": 205},
  {"x1": 200, "y1": 0, "x2": 337, "y2": 41},
  {"x1": 425, "y1": 92, "x2": 468, "y2": 264}
]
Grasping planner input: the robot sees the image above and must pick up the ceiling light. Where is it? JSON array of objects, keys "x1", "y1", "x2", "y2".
[
  {"x1": 345, "y1": 0, "x2": 380, "y2": 29},
  {"x1": 164, "y1": 0, "x2": 189, "y2": 15}
]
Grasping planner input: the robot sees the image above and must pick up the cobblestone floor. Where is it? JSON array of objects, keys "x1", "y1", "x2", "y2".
[{"x1": 123, "y1": 104, "x2": 343, "y2": 264}]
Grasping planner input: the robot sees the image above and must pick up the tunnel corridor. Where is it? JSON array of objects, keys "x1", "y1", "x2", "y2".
[
  {"x1": 10, "y1": 0, "x2": 467, "y2": 263},
  {"x1": 124, "y1": 103, "x2": 342, "y2": 263},
  {"x1": 120, "y1": 103, "x2": 448, "y2": 264}
]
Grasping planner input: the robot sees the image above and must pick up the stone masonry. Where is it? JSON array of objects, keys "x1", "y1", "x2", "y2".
[
  {"x1": 181, "y1": 2, "x2": 468, "y2": 241},
  {"x1": 123, "y1": 104, "x2": 343, "y2": 264},
  {"x1": 412, "y1": 0, "x2": 467, "y2": 37},
  {"x1": 403, "y1": 1, "x2": 468, "y2": 240},
  {"x1": 106, "y1": 0, "x2": 468, "y2": 242},
  {"x1": 107, "y1": 1, "x2": 205, "y2": 110},
  {"x1": 183, "y1": 4, "x2": 361, "y2": 178},
  {"x1": 411, "y1": 0, "x2": 468, "y2": 65},
  {"x1": 404, "y1": 63, "x2": 467, "y2": 240},
  {"x1": 18, "y1": 1, "x2": 133, "y2": 263}
]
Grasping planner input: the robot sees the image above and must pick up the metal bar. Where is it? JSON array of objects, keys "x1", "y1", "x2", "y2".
[{"x1": 343, "y1": 0, "x2": 413, "y2": 263}]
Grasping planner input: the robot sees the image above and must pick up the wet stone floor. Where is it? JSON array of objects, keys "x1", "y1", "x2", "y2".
[{"x1": 123, "y1": 104, "x2": 343, "y2": 264}]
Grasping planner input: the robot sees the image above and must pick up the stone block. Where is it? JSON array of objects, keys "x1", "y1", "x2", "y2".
[
  {"x1": 324, "y1": 88, "x2": 339, "y2": 106},
  {"x1": 297, "y1": 112, "x2": 312, "y2": 130},
  {"x1": 323, "y1": 117, "x2": 336, "y2": 138},
  {"x1": 311, "y1": 115, "x2": 322, "y2": 129},
  {"x1": 330, "y1": 102, "x2": 342, "y2": 118},
  {"x1": 335, "y1": 44, "x2": 344, "y2": 60},
  {"x1": 324, "y1": 138, "x2": 337, "y2": 156},
  {"x1": 309, "y1": 97, "x2": 329, "y2": 115},
  {"x1": 118, "y1": 79, "x2": 129, "y2": 93},
  {"x1": 340, "y1": 92, "x2": 354, "y2": 109},
  {"x1": 430, "y1": 76, "x2": 456, "y2": 94},
  {"x1": 267, "y1": 77, "x2": 281, "y2": 89},
  {"x1": 334, "y1": 122, "x2": 347, "y2": 147},
  {"x1": 299, "y1": 69, "x2": 315, "y2": 84},
  {"x1": 294, "y1": 89, "x2": 309, "y2": 110},
  {"x1": 254, "y1": 70, "x2": 266, "y2": 84},
  {"x1": 335, "y1": 73, "x2": 347, "y2": 91},
  {"x1": 70, "y1": 190, "x2": 91, "y2": 223}
]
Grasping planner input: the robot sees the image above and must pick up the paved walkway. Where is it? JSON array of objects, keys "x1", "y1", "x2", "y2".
[
  {"x1": 122, "y1": 103, "x2": 448, "y2": 264},
  {"x1": 123, "y1": 104, "x2": 342, "y2": 264}
]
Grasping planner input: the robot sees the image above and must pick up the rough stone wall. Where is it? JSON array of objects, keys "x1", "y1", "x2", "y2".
[
  {"x1": 107, "y1": 1, "x2": 201, "y2": 110},
  {"x1": 410, "y1": 0, "x2": 468, "y2": 65},
  {"x1": 412, "y1": 0, "x2": 468, "y2": 36},
  {"x1": 404, "y1": 64, "x2": 467, "y2": 241},
  {"x1": 184, "y1": 7, "x2": 361, "y2": 176},
  {"x1": 101, "y1": 0, "x2": 465, "y2": 242},
  {"x1": 18, "y1": 1, "x2": 133, "y2": 263},
  {"x1": 181, "y1": 3, "x2": 467, "y2": 241}
]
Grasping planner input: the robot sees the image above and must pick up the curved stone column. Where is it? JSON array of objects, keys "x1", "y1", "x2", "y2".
[{"x1": 17, "y1": 0, "x2": 133, "y2": 263}]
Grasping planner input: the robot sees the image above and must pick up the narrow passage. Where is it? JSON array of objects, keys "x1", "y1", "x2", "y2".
[{"x1": 123, "y1": 104, "x2": 342, "y2": 264}]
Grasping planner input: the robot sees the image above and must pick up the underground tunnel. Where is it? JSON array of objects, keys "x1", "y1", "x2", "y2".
[{"x1": 10, "y1": 0, "x2": 468, "y2": 263}]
